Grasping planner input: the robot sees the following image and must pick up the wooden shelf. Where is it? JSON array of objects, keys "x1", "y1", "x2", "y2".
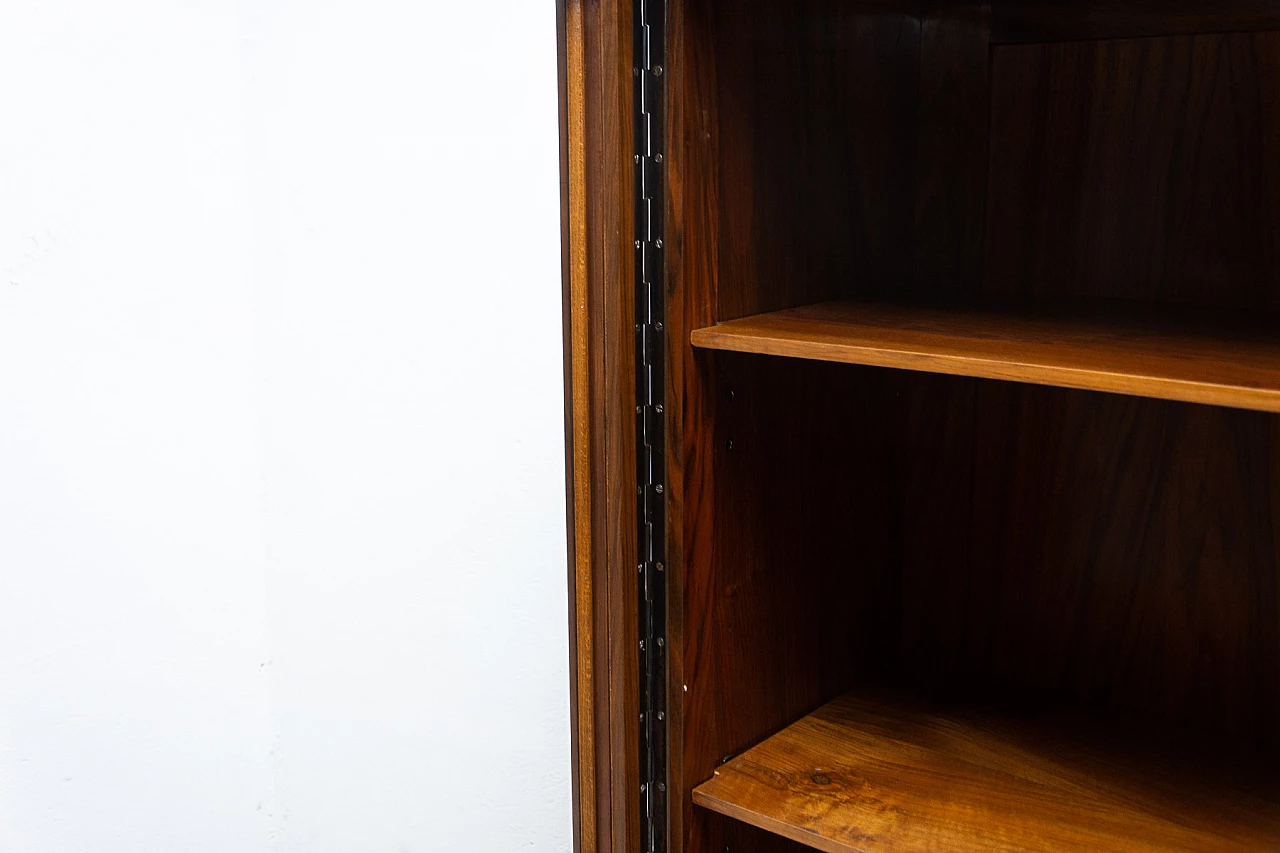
[
  {"x1": 693, "y1": 692, "x2": 1280, "y2": 853},
  {"x1": 690, "y1": 300, "x2": 1280, "y2": 412}
]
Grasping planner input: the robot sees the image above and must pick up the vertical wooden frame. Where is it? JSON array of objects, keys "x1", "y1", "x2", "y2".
[{"x1": 559, "y1": 1, "x2": 640, "y2": 851}]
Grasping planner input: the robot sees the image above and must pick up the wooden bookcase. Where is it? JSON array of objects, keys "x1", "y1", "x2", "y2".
[{"x1": 559, "y1": 1, "x2": 1280, "y2": 851}]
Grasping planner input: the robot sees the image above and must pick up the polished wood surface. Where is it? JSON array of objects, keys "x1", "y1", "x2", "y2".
[
  {"x1": 896, "y1": 382, "x2": 1280, "y2": 747},
  {"x1": 985, "y1": 32, "x2": 1280, "y2": 312},
  {"x1": 567, "y1": 0, "x2": 1280, "y2": 850},
  {"x1": 992, "y1": 0, "x2": 1280, "y2": 43},
  {"x1": 694, "y1": 691, "x2": 1280, "y2": 853},
  {"x1": 710, "y1": 0, "x2": 920, "y2": 321},
  {"x1": 670, "y1": 1, "x2": 922, "y2": 850},
  {"x1": 559, "y1": 1, "x2": 640, "y2": 851},
  {"x1": 691, "y1": 300, "x2": 1280, "y2": 412}
]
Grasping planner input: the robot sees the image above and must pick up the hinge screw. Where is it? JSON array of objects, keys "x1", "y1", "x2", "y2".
[
  {"x1": 657, "y1": 782, "x2": 666, "y2": 792},
  {"x1": 657, "y1": 710, "x2": 664, "y2": 720},
  {"x1": 655, "y1": 238, "x2": 663, "y2": 249},
  {"x1": 727, "y1": 389, "x2": 735, "y2": 402},
  {"x1": 655, "y1": 153, "x2": 663, "y2": 163},
  {"x1": 657, "y1": 562, "x2": 664, "y2": 572},
  {"x1": 655, "y1": 322, "x2": 663, "y2": 331},
  {"x1": 654, "y1": 65, "x2": 663, "y2": 76},
  {"x1": 633, "y1": 66, "x2": 640, "y2": 76},
  {"x1": 635, "y1": 240, "x2": 642, "y2": 249},
  {"x1": 655, "y1": 484, "x2": 663, "y2": 494},
  {"x1": 725, "y1": 439, "x2": 734, "y2": 451},
  {"x1": 638, "y1": 563, "x2": 644, "y2": 574},
  {"x1": 635, "y1": 154, "x2": 641, "y2": 164},
  {"x1": 657, "y1": 637, "x2": 664, "y2": 647},
  {"x1": 655, "y1": 404, "x2": 663, "y2": 413}
]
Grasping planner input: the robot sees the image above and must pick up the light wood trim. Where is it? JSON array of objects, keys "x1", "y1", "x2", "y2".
[{"x1": 561, "y1": 1, "x2": 596, "y2": 852}]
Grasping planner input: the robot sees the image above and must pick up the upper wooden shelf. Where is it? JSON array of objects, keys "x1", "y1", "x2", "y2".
[
  {"x1": 690, "y1": 299, "x2": 1280, "y2": 412},
  {"x1": 693, "y1": 691, "x2": 1280, "y2": 853}
]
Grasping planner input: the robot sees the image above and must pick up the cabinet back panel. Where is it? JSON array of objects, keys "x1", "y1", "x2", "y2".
[
  {"x1": 896, "y1": 378, "x2": 1280, "y2": 747},
  {"x1": 984, "y1": 32, "x2": 1280, "y2": 310}
]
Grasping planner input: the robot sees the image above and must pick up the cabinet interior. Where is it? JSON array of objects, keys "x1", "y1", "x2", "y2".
[{"x1": 667, "y1": 0, "x2": 1280, "y2": 851}]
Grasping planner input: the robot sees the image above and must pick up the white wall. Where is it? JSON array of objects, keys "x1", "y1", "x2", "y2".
[{"x1": 0, "y1": 2, "x2": 571, "y2": 852}]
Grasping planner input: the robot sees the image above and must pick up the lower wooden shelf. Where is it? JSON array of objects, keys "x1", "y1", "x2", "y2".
[{"x1": 692, "y1": 691, "x2": 1280, "y2": 853}]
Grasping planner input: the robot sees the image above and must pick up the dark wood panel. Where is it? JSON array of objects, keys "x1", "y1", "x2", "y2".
[
  {"x1": 985, "y1": 33, "x2": 1280, "y2": 312},
  {"x1": 691, "y1": 299, "x2": 1280, "y2": 413},
  {"x1": 712, "y1": 0, "x2": 920, "y2": 320},
  {"x1": 673, "y1": 3, "x2": 921, "y2": 852},
  {"x1": 560, "y1": 1, "x2": 638, "y2": 851},
  {"x1": 915, "y1": 2, "x2": 990, "y2": 295},
  {"x1": 898, "y1": 382, "x2": 1280, "y2": 748},
  {"x1": 667, "y1": 0, "x2": 722, "y2": 850},
  {"x1": 681, "y1": 352, "x2": 901, "y2": 853},
  {"x1": 695, "y1": 691, "x2": 1280, "y2": 853},
  {"x1": 993, "y1": 0, "x2": 1280, "y2": 44}
]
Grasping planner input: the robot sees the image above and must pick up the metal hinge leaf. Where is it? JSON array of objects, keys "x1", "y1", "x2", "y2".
[{"x1": 634, "y1": 0, "x2": 666, "y2": 850}]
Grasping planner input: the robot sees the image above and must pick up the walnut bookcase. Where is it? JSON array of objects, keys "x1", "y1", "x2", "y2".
[{"x1": 559, "y1": 1, "x2": 1280, "y2": 851}]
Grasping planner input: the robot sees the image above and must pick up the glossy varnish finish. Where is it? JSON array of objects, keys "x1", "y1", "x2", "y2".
[
  {"x1": 895, "y1": 382, "x2": 1280, "y2": 747},
  {"x1": 985, "y1": 32, "x2": 1280, "y2": 311},
  {"x1": 562, "y1": 0, "x2": 1280, "y2": 851},
  {"x1": 669, "y1": 1, "x2": 920, "y2": 851},
  {"x1": 690, "y1": 299, "x2": 1280, "y2": 413},
  {"x1": 560, "y1": 0, "x2": 640, "y2": 850},
  {"x1": 693, "y1": 692, "x2": 1280, "y2": 853}
]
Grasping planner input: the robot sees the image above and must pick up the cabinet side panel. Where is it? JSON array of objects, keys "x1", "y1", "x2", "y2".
[
  {"x1": 680, "y1": 354, "x2": 902, "y2": 853},
  {"x1": 711, "y1": 0, "x2": 922, "y2": 320}
]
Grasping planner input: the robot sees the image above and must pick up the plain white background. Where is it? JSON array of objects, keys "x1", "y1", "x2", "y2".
[{"x1": 0, "y1": 2, "x2": 572, "y2": 851}]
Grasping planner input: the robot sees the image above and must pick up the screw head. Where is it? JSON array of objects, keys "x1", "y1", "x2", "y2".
[
  {"x1": 654, "y1": 65, "x2": 663, "y2": 76},
  {"x1": 725, "y1": 439, "x2": 734, "y2": 451},
  {"x1": 654, "y1": 153, "x2": 663, "y2": 163}
]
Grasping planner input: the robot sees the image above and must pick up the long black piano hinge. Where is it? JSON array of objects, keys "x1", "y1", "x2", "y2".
[{"x1": 634, "y1": 0, "x2": 667, "y2": 850}]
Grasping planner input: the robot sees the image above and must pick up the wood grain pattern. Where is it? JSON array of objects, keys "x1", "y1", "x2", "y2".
[
  {"x1": 678, "y1": 352, "x2": 901, "y2": 853},
  {"x1": 992, "y1": 0, "x2": 1280, "y2": 44},
  {"x1": 693, "y1": 691, "x2": 1280, "y2": 853},
  {"x1": 711, "y1": 0, "x2": 920, "y2": 321},
  {"x1": 985, "y1": 32, "x2": 1280, "y2": 312},
  {"x1": 559, "y1": 3, "x2": 597, "y2": 849},
  {"x1": 915, "y1": 1, "x2": 989, "y2": 295},
  {"x1": 691, "y1": 300, "x2": 1280, "y2": 412},
  {"x1": 672, "y1": 3, "x2": 920, "y2": 852},
  {"x1": 896, "y1": 383, "x2": 1280, "y2": 747},
  {"x1": 560, "y1": 0, "x2": 638, "y2": 850}
]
